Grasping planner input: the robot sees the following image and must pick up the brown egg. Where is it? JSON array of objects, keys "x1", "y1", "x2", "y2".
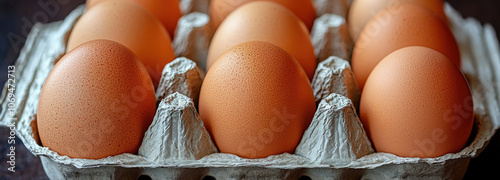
[
  {"x1": 207, "y1": 1, "x2": 316, "y2": 80},
  {"x1": 199, "y1": 41, "x2": 316, "y2": 159},
  {"x1": 348, "y1": 0, "x2": 447, "y2": 41},
  {"x1": 351, "y1": 3, "x2": 460, "y2": 91},
  {"x1": 68, "y1": 0, "x2": 175, "y2": 86},
  {"x1": 209, "y1": 0, "x2": 316, "y2": 31},
  {"x1": 38, "y1": 40, "x2": 156, "y2": 159},
  {"x1": 86, "y1": 0, "x2": 182, "y2": 38},
  {"x1": 360, "y1": 46, "x2": 473, "y2": 158}
]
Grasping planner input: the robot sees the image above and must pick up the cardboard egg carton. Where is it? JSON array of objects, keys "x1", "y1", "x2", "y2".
[{"x1": 1, "y1": 0, "x2": 499, "y2": 179}]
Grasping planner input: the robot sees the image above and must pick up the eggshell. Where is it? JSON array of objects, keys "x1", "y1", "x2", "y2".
[
  {"x1": 199, "y1": 41, "x2": 316, "y2": 159},
  {"x1": 360, "y1": 46, "x2": 473, "y2": 158},
  {"x1": 348, "y1": 0, "x2": 447, "y2": 41},
  {"x1": 68, "y1": 0, "x2": 175, "y2": 86},
  {"x1": 206, "y1": 1, "x2": 317, "y2": 80},
  {"x1": 37, "y1": 40, "x2": 156, "y2": 159},
  {"x1": 209, "y1": 0, "x2": 316, "y2": 31},
  {"x1": 351, "y1": 3, "x2": 460, "y2": 91},
  {"x1": 86, "y1": 0, "x2": 182, "y2": 38}
]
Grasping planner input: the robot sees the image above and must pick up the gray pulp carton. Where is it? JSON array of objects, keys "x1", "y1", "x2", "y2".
[{"x1": 1, "y1": 0, "x2": 499, "y2": 179}]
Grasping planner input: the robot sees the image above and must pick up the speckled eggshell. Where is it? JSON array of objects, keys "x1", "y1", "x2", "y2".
[
  {"x1": 351, "y1": 3, "x2": 460, "y2": 91},
  {"x1": 199, "y1": 41, "x2": 316, "y2": 159},
  {"x1": 348, "y1": 0, "x2": 447, "y2": 41},
  {"x1": 86, "y1": 0, "x2": 182, "y2": 38},
  {"x1": 68, "y1": 0, "x2": 175, "y2": 86},
  {"x1": 37, "y1": 40, "x2": 156, "y2": 159},
  {"x1": 206, "y1": 1, "x2": 317, "y2": 80},
  {"x1": 209, "y1": 0, "x2": 316, "y2": 31},
  {"x1": 360, "y1": 46, "x2": 473, "y2": 158}
]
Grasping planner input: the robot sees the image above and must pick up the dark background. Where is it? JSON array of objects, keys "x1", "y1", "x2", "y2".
[{"x1": 0, "y1": 0, "x2": 499, "y2": 179}]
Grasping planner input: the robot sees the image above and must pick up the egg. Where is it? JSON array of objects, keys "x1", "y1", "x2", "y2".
[
  {"x1": 68, "y1": 0, "x2": 175, "y2": 86},
  {"x1": 206, "y1": 1, "x2": 317, "y2": 80},
  {"x1": 209, "y1": 0, "x2": 316, "y2": 31},
  {"x1": 360, "y1": 46, "x2": 473, "y2": 158},
  {"x1": 86, "y1": 0, "x2": 182, "y2": 38},
  {"x1": 351, "y1": 3, "x2": 460, "y2": 91},
  {"x1": 348, "y1": 0, "x2": 446, "y2": 41},
  {"x1": 199, "y1": 41, "x2": 316, "y2": 159},
  {"x1": 38, "y1": 40, "x2": 156, "y2": 159}
]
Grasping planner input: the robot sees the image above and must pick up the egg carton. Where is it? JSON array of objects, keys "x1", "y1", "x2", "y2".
[{"x1": 1, "y1": 0, "x2": 500, "y2": 179}]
